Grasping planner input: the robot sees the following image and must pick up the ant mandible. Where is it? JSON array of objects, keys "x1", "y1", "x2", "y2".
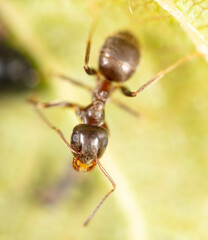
[{"x1": 29, "y1": 29, "x2": 199, "y2": 226}]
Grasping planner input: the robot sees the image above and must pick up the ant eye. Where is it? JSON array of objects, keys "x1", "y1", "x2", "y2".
[{"x1": 72, "y1": 133, "x2": 79, "y2": 143}]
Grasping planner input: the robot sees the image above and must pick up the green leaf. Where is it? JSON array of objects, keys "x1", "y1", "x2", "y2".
[
  {"x1": 0, "y1": 1, "x2": 208, "y2": 240},
  {"x1": 155, "y1": 0, "x2": 208, "y2": 59}
]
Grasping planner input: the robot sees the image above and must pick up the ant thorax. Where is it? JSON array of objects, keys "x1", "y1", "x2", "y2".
[
  {"x1": 77, "y1": 100, "x2": 105, "y2": 127},
  {"x1": 77, "y1": 79, "x2": 113, "y2": 127}
]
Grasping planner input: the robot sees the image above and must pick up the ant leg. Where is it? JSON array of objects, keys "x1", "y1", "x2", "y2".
[
  {"x1": 119, "y1": 52, "x2": 201, "y2": 97},
  {"x1": 28, "y1": 98, "x2": 82, "y2": 155},
  {"x1": 84, "y1": 27, "x2": 97, "y2": 76},
  {"x1": 111, "y1": 98, "x2": 140, "y2": 118},
  {"x1": 52, "y1": 75, "x2": 140, "y2": 118},
  {"x1": 83, "y1": 159, "x2": 116, "y2": 227},
  {"x1": 28, "y1": 98, "x2": 82, "y2": 110},
  {"x1": 55, "y1": 73, "x2": 93, "y2": 92}
]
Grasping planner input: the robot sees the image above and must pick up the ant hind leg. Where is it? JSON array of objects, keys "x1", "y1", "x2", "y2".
[
  {"x1": 84, "y1": 25, "x2": 98, "y2": 76},
  {"x1": 119, "y1": 52, "x2": 201, "y2": 97}
]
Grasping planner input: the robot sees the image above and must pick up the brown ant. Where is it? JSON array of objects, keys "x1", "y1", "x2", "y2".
[{"x1": 29, "y1": 29, "x2": 200, "y2": 226}]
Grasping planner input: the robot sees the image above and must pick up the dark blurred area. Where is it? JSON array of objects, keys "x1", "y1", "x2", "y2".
[
  {"x1": 0, "y1": 24, "x2": 41, "y2": 93},
  {"x1": 0, "y1": 39, "x2": 40, "y2": 92}
]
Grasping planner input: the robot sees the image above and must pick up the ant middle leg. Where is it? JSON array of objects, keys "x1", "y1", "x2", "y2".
[
  {"x1": 119, "y1": 52, "x2": 201, "y2": 97},
  {"x1": 111, "y1": 98, "x2": 140, "y2": 118},
  {"x1": 55, "y1": 74, "x2": 140, "y2": 118},
  {"x1": 55, "y1": 73, "x2": 93, "y2": 92}
]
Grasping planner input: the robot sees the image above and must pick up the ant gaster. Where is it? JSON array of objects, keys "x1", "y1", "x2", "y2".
[{"x1": 29, "y1": 29, "x2": 199, "y2": 226}]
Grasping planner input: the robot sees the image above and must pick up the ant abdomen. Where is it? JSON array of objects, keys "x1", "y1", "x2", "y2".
[{"x1": 99, "y1": 31, "x2": 140, "y2": 82}]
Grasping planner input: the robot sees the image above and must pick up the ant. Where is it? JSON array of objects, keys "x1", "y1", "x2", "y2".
[{"x1": 29, "y1": 29, "x2": 200, "y2": 226}]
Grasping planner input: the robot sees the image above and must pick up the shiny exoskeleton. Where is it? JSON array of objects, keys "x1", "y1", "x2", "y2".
[
  {"x1": 30, "y1": 31, "x2": 140, "y2": 226},
  {"x1": 30, "y1": 29, "x2": 197, "y2": 226},
  {"x1": 99, "y1": 31, "x2": 140, "y2": 82},
  {"x1": 71, "y1": 31, "x2": 140, "y2": 172}
]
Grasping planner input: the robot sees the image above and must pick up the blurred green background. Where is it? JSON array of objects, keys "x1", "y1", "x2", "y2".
[{"x1": 0, "y1": 0, "x2": 208, "y2": 240}]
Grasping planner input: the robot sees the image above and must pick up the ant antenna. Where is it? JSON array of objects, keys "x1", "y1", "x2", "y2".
[{"x1": 83, "y1": 159, "x2": 116, "y2": 226}]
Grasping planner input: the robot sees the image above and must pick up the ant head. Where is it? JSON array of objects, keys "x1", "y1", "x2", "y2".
[
  {"x1": 99, "y1": 31, "x2": 140, "y2": 82},
  {"x1": 71, "y1": 124, "x2": 108, "y2": 172}
]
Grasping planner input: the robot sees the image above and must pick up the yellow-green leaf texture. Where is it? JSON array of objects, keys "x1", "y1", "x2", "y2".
[{"x1": 0, "y1": 1, "x2": 208, "y2": 240}]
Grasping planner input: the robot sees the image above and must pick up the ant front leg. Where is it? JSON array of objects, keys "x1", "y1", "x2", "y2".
[
  {"x1": 84, "y1": 29, "x2": 97, "y2": 76},
  {"x1": 119, "y1": 52, "x2": 200, "y2": 97},
  {"x1": 28, "y1": 98, "x2": 82, "y2": 110},
  {"x1": 28, "y1": 98, "x2": 82, "y2": 154}
]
